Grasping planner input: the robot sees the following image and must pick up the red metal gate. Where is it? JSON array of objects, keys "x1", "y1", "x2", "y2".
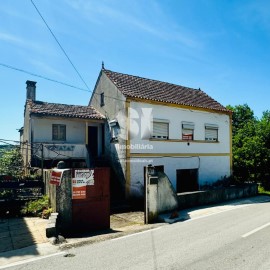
[{"x1": 72, "y1": 167, "x2": 110, "y2": 230}]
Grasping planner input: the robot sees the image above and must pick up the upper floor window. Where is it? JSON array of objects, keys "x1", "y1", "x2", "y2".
[
  {"x1": 52, "y1": 124, "x2": 66, "y2": 141},
  {"x1": 205, "y1": 124, "x2": 218, "y2": 141},
  {"x1": 100, "y1": 93, "x2": 105, "y2": 107},
  {"x1": 182, "y1": 122, "x2": 194, "y2": 140},
  {"x1": 152, "y1": 119, "x2": 169, "y2": 140}
]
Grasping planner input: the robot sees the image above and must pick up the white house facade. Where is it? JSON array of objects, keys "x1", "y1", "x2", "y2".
[
  {"x1": 128, "y1": 100, "x2": 231, "y2": 196},
  {"x1": 90, "y1": 68, "x2": 232, "y2": 199},
  {"x1": 21, "y1": 80, "x2": 105, "y2": 170}
]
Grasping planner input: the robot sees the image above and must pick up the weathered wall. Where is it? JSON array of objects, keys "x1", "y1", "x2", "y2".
[
  {"x1": 44, "y1": 170, "x2": 56, "y2": 211},
  {"x1": 177, "y1": 184, "x2": 258, "y2": 209},
  {"x1": 22, "y1": 104, "x2": 31, "y2": 171},
  {"x1": 146, "y1": 171, "x2": 178, "y2": 223},
  {"x1": 32, "y1": 117, "x2": 86, "y2": 144},
  {"x1": 90, "y1": 71, "x2": 127, "y2": 194},
  {"x1": 44, "y1": 169, "x2": 72, "y2": 231},
  {"x1": 130, "y1": 156, "x2": 230, "y2": 197},
  {"x1": 89, "y1": 71, "x2": 231, "y2": 199},
  {"x1": 56, "y1": 170, "x2": 72, "y2": 231},
  {"x1": 157, "y1": 171, "x2": 178, "y2": 213}
]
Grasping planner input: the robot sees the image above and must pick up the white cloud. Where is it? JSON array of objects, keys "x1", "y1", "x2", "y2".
[
  {"x1": 30, "y1": 60, "x2": 65, "y2": 79},
  {"x1": 65, "y1": 0, "x2": 201, "y2": 49},
  {"x1": 0, "y1": 32, "x2": 46, "y2": 52}
]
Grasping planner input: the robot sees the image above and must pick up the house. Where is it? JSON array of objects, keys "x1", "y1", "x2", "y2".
[
  {"x1": 90, "y1": 67, "x2": 232, "y2": 199},
  {"x1": 21, "y1": 80, "x2": 105, "y2": 170}
]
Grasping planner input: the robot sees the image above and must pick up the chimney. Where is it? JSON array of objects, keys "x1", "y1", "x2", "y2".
[{"x1": 26, "y1": 80, "x2": 36, "y2": 100}]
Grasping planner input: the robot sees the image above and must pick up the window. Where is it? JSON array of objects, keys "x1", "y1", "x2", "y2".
[
  {"x1": 205, "y1": 124, "x2": 218, "y2": 141},
  {"x1": 100, "y1": 93, "x2": 105, "y2": 107},
  {"x1": 109, "y1": 120, "x2": 120, "y2": 143},
  {"x1": 182, "y1": 122, "x2": 194, "y2": 140},
  {"x1": 152, "y1": 119, "x2": 169, "y2": 139},
  {"x1": 52, "y1": 124, "x2": 66, "y2": 141}
]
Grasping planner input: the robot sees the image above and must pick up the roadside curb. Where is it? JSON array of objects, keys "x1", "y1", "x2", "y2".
[{"x1": 59, "y1": 224, "x2": 165, "y2": 250}]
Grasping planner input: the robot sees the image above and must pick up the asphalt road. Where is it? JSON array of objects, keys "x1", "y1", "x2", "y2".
[{"x1": 5, "y1": 197, "x2": 270, "y2": 270}]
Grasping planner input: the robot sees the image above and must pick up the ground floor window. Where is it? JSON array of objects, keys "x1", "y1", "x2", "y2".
[{"x1": 176, "y1": 169, "x2": 199, "y2": 193}]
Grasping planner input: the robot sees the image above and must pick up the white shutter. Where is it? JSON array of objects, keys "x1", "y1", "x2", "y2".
[
  {"x1": 205, "y1": 128, "x2": 218, "y2": 141},
  {"x1": 152, "y1": 122, "x2": 168, "y2": 139},
  {"x1": 182, "y1": 124, "x2": 194, "y2": 130}
]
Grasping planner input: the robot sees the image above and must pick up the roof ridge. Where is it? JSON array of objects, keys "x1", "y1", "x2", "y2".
[{"x1": 28, "y1": 99, "x2": 94, "y2": 108}]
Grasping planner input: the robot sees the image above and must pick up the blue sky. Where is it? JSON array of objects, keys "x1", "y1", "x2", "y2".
[{"x1": 1, "y1": 0, "x2": 270, "y2": 143}]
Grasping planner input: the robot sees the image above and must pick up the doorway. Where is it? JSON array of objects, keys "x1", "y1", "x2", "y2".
[
  {"x1": 88, "y1": 126, "x2": 98, "y2": 157},
  {"x1": 176, "y1": 169, "x2": 199, "y2": 193}
]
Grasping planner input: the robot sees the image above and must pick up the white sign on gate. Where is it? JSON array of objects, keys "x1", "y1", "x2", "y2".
[{"x1": 74, "y1": 169, "x2": 94, "y2": 185}]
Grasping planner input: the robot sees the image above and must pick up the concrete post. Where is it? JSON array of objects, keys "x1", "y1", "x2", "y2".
[{"x1": 145, "y1": 165, "x2": 158, "y2": 224}]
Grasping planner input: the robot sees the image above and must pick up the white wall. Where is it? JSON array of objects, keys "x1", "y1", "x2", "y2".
[
  {"x1": 130, "y1": 156, "x2": 230, "y2": 197},
  {"x1": 32, "y1": 117, "x2": 86, "y2": 144},
  {"x1": 127, "y1": 101, "x2": 231, "y2": 197},
  {"x1": 31, "y1": 117, "x2": 103, "y2": 159},
  {"x1": 129, "y1": 101, "x2": 230, "y2": 154}
]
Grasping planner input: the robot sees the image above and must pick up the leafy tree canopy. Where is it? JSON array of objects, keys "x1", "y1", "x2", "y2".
[
  {"x1": 228, "y1": 104, "x2": 270, "y2": 189},
  {"x1": 226, "y1": 104, "x2": 256, "y2": 135},
  {"x1": 0, "y1": 147, "x2": 24, "y2": 178}
]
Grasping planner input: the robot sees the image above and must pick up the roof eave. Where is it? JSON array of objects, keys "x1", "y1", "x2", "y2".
[{"x1": 126, "y1": 96, "x2": 232, "y2": 115}]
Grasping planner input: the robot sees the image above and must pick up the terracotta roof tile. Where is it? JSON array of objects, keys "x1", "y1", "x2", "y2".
[
  {"x1": 103, "y1": 69, "x2": 230, "y2": 113},
  {"x1": 27, "y1": 100, "x2": 105, "y2": 120}
]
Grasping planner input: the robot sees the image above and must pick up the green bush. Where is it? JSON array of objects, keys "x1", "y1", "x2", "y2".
[
  {"x1": 42, "y1": 208, "x2": 53, "y2": 219},
  {"x1": 0, "y1": 189, "x2": 15, "y2": 199},
  {"x1": 258, "y1": 185, "x2": 270, "y2": 196},
  {"x1": 0, "y1": 147, "x2": 24, "y2": 178},
  {"x1": 21, "y1": 195, "x2": 51, "y2": 217}
]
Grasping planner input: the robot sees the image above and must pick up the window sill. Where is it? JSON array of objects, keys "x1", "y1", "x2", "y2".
[{"x1": 149, "y1": 138, "x2": 219, "y2": 143}]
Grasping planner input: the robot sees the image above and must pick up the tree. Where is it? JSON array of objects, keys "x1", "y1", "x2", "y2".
[
  {"x1": 227, "y1": 104, "x2": 256, "y2": 135},
  {"x1": 0, "y1": 147, "x2": 24, "y2": 178},
  {"x1": 228, "y1": 104, "x2": 270, "y2": 186}
]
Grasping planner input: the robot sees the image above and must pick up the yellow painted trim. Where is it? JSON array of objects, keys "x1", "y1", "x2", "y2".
[
  {"x1": 125, "y1": 100, "x2": 131, "y2": 198},
  {"x1": 149, "y1": 138, "x2": 219, "y2": 143},
  {"x1": 129, "y1": 153, "x2": 230, "y2": 157},
  {"x1": 127, "y1": 97, "x2": 232, "y2": 116},
  {"x1": 229, "y1": 114, "x2": 233, "y2": 175}
]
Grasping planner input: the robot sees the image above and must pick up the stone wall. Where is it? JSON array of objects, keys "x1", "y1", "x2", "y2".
[
  {"x1": 177, "y1": 184, "x2": 258, "y2": 209},
  {"x1": 43, "y1": 169, "x2": 72, "y2": 231}
]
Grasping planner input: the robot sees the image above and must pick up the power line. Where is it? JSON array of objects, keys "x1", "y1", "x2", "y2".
[
  {"x1": 0, "y1": 62, "x2": 89, "y2": 92},
  {"x1": 31, "y1": 0, "x2": 90, "y2": 91},
  {"x1": 0, "y1": 139, "x2": 43, "y2": 150},
  {"x1": 29, "y1": 0, "x2": 113, "y2": 119},
  {"x1": 4, "y1": 4, "x2": 126, "y2": 112},
  {"x1": 0, "y1": 62, "x2": 127, "y2": 104}
]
